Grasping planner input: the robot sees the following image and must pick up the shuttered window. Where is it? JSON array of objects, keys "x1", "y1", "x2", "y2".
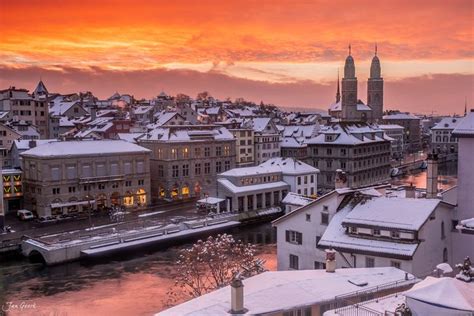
[
  {"x1": 82, "y1": 164, "x2": 92, "y2": 177},
  {"x1": 285, "y1": 230, "x2": 302, "y2": 245},
  {"x1": 110, "y1": 163, "x2": 119, "y2": 175},
  {"x1": 124, "y1": 162, "x2": 132, "y2": 175},
  {"x1": 136, "y1": 161, "x2": 144, "y2": 173},
  {"x1": 51, "y1": 167, "x2": 60, "y2": 181},
  {"x1": 96, "y1": 164, "x2": 106, "y2": 176},
  {"x1": 66, "y1": 166, "x2": 76, "y2": 179}
]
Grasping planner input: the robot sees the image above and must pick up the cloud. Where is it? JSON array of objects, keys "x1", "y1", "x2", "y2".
[{"x1": 0, "y1": 66, "x2": 472, "y2": 115}]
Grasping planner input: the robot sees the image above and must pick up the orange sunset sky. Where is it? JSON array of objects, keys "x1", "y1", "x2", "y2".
[{"x1": 0, "y1": 0, "x2": 473, "y2": 114}]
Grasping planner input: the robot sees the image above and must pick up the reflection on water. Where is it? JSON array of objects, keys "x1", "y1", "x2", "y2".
[
  {"x1": 391, "y1": 161, "x2": 458, "y2": 190},
  {"x1": 1, "y1": 224, "x2": 276, "y2": 315}
]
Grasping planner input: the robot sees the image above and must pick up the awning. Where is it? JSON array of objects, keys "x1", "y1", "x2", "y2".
[{"x1": 51, "y1": 200, "x2": 96, "y2": 208}]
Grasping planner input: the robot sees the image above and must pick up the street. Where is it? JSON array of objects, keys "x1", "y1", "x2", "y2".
[{"x1": 0, "y1": 200, "x2": 199, "y2": 243}]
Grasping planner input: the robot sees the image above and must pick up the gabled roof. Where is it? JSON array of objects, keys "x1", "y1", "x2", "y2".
[
  {"x1": 33, "y1": 80, "x2": 48, "y2": 96},
  {"x1": 452, "y1": 110, "x2": 474, "y2": 137}
]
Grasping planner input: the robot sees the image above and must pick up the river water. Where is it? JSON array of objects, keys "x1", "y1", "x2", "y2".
[{"x1": 0, "y1": 162, "x2": 458, "y2": 315}]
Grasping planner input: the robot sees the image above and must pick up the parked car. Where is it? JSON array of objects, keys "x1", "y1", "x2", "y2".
[{"x1": 17, "y1": 209, "x2": 35, "y2": 221}]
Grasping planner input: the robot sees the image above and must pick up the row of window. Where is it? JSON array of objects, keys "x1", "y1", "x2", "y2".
[
  {"x1": 257, "y1": 143, "x2": 279, "y2": 150},
  {"x1": 288, "y1": 253, "x2": 402, "y2": 271},
  {"x1": 163, "y1": 145, "x2": 232, "y2": 160},
  {"x1": 311, "y1": 144, "x2": 390, "y2": 157},
  {"x1": 164, "y1": 161, "x2": 232, "y2": 178},
  {"x1": 297, "y1": 175, "x2": 315, "y2": 185},
  {"x1": 50, "y1": 179, "x2": 145, "y2": 195}
]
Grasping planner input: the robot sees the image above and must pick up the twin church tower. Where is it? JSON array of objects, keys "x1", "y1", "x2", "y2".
[{"x1": 331, "y1": 45, "x2": 384, "y2": 123}]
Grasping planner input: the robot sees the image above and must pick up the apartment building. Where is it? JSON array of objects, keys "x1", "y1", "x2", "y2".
[
  {"x1": 247, "y1": 117, "x2": 280, "y2": 164},
  {"x1": 0, "y1": 85, "x2": 49, "y2": 139},
  {"x1": 137, "y1": 125, "x2": 236, "y2": 202},
  {"x1": 383, "y1": 113, "x2": 421, "y2": 152},
  {"x1": 431, "y1": 117, "x2": 462, "y2": 156},
  {"x1": 21, "y1": 140, "x2": 151, "y2": 216},
  {"x1": 306, "y1": 122, "x2": 391, "y2": 191},
  {"x1": 378, "y1": 124, "x2": 404, "y2": 159}
]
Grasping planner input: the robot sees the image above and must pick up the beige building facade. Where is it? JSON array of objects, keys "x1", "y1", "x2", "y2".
[{"x1": 21, "y1": 140, "x2": 151, "y2": 217}]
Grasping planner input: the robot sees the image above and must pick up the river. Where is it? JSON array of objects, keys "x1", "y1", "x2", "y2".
[{"x1": 0, "y1": 161, "x2": 458, "y2": 315}]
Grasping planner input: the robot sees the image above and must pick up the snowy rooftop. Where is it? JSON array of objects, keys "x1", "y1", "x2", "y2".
[
  {"x1": 141, "y1": 126, "x2": 234, "y2": 142},
  {"x1": 342, "y1": 197, "x2": 440, "y2": 230},
  {"x1": 117, "y1": 132, "x2": 145, "y2": 144},
  {"x1": 282, "y1": 192, "x2": 315, "y2": 206},
  {"x1": 14, "y1": 139, "x2": 58, "y2": 150},
  {"x1": 217, "y1": 178, "x2": 289, "y2": 194},
  {"x1": 219, "y1": 164, "x2": 280, "y2": 177},
  {"x1": 157, "y1": 268, "x2": 417, "y2": 316},
  {"x1": 260, "y1": 157, "x2": 319, "y2": 175},
  {"x1": 306, "y1": 123, "x2": 389, "y2": 146},
  {"x1": 50, "y1": 101, "x2": 80, "y2": 116},
  {"x1": 378, "y1": 124, "x2": 404, "y2": 130},
  {"x1": 383, "y1": 113, "x2": 419, "y2": 120},
  {"x1": 280, "y1": 136, "x2": 307, "y2": 148},
  {"x1": 319, "y1": 205, "x2": 419, "y2": 257},
  {"x1": 431, "y1": 117, "x2": 463, "y2": 130},
  {"x1": 20, "y1": 140, "x2": 150, "y2": 158},
  {"x1": 452, "y1": 110, "x2": 474, "y2": 137},
  {"x1": 404, "y1": 276, "x2": 474, "y2": 311}
]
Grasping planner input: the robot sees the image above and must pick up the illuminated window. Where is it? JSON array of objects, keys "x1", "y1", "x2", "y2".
[
  {"x1": 182, "y1": 186, "x2": 190, "y2": 197},
  {"x1": 123, "y1": 191, "x2": 134, "y2": 206},
  {"x1": 136, "y1": 189, "x2": 146, "y2": 205}
]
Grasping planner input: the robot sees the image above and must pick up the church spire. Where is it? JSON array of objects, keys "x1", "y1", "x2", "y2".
[
  {"x1": 465, "y1": 97, "x2": 468, "y2": 116},
  {"x1": 348, "y1": 44, "x2": 352, "y2": 56},
  {"x1": 336, "y1": 69, "x2": 341, "y2": 103},
  {"x1": 375, "y1": 43, "x2": 378, "y2": 56}
]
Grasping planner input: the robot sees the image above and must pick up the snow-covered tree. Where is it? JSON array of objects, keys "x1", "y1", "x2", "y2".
[{"x1": 165, "y1": 234, "x2": 266, "y2": 305}]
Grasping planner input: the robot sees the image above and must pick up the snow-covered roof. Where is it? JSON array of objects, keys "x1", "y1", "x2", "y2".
[
  {"x1": 50, "y1": 101, "x2": 80, "y2": 116},
  {"x1": 404, "y1": 277, "x2": 474, "y2": 311},
  {"x1": 342, "y1": 197, "x2": 440, "y2": 230},
  {"x1": 20, "y1": 140, "x2": 150, "y2": 158},
  {"x1": 329, "y1": 101, "x2": 341, "y2": 111},
  {"x1": 248, "y1": 117, "x2": 273, "y2": 133},
  {"x1": 133, "y1": 105, "x2": 153, "y2": 115},
  {"x1": 219, "y1": 164, "x2": 280, "y2": 177},
  {"x1": 452, "y1": 110, "x2": 474, "y2": 137},
  {"x1": 383, "y1": 113, "x2": 419, "y2": 120},
  {"x1": 282, "y1": 124, "x2": 320, "y2": 138},
  {"x1": 378, "y1": 124, "x2": 404, "y2": 130},
  {"x1": 319, "y1": 204, "x2": 419, "y2": 257},
  {"x1": 157, "y1": 268, "x2": 417, "y2": 316},
  {"x1": 260, "y1": 157, "x2": 319, "y2": 175},
  {"x1": 154, "y1": 112, "x2": 183, "y2": 126},
  {"x1": 431, "y1": 117, "x2": 462, "y2": 130},
  {"x1": 357, "y1": 102, "x2": 372, "y2": 111},
  {"x1": 282, "y1": 192, "x2": 315, "y2": 206},
  {"x1": 59, "y1": 116, "x2": 76, "y2": 127},
  {"x1": 14, "y1": 139, "x2": 58, "y2": 150},
  {"x1": 306, "y1": 123, "x2": 389, "y2": 146},
  {"x1": 217, "y1": 178, "x2": 289, "y2": 194},
  {"x1": 141, "y1": 126, "x2": 234, "y2": 142},
  {"x1": 280, "y1": 137, "x2": 307, "y2": 148},
  {"x1": 117, "y1": 132, "x2": 145, "y2": 144}
]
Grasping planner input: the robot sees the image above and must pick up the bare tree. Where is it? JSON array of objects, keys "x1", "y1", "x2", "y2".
[{"x1": 165, "y1": 234, "x2": 266, "y2": 306}]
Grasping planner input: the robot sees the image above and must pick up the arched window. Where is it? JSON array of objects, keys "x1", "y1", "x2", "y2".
[
  {"x1": 441, "y1": 221, "x2": 446, "y2": 240},
  {"x1": 443, "y1": 248, "x2": 448, "y2": 263}
]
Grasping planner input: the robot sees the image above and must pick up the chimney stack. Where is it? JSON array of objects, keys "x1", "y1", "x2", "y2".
[
  {"x1": 90, "y1": 105, "x2": 97, "y2": 121},
  {"x1": 229, "y1": 276, "x2": 246, "y2": 314},
  {"x1": 28, "y1": 140, "x2": 37, "y2": 148},
  {"x1": 335, "y1": 169, "x2": 348, "y2": 189},
  {"x1": 325, "y1": 249, "x2": 336, "y2": 273},
  {"x1": 405, "y1": 183, "x2": 416, "y2": 198},
  {"x1": 426, "y1": 151, "x2": 439, "y2": 199}
]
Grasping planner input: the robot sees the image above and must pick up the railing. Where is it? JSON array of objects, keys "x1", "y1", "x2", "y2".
[
  {"x1": 333, "y1": 304, "x2": 383, "y2": 316},
  {"x1": 331, "y1": 278, "x2": 414, "y2": 312}
]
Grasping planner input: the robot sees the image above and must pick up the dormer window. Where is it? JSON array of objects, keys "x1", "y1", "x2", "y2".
[
  {"x1": 391, "y1": 231, "x2": 400, "y2": 239},
  {"x1": 373, "y1": 229, "x2": 381, "y2": 236},
  {"x1": 350, "y1": 227, "x2": 357, "y2": 234}
]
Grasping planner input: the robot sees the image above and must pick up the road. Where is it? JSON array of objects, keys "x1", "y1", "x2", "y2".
[{"x1": 0, "y1": 200, "x2": 200, "y2": 242}]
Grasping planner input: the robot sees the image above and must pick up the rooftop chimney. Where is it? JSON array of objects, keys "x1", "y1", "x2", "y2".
[
  {"x1": 28, "y1": 140, "x2": 37, "y2": 148},
  {"x1": 90, "y1": 106, "x2": 97, "y2": 121},
  {"x1": 335, "y1": 169, "x2": 348, "y2": 189},
  {"x1": 325, "y1": 249, "x2": 336, "y2": 273},
  {"x1": 229, "y1": 276, "x2": 246, "y2": 314},
  {"x1": 405, "y1": 183, "x2": 416, "y2": 198},
  {"x1": 426, "y1": 151, "x2": 439, "y2": 199}
]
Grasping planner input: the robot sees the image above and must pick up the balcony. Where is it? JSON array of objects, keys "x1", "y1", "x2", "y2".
[{"x1": 79, "y1": 174, "x2": 125, "y2": 184}]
